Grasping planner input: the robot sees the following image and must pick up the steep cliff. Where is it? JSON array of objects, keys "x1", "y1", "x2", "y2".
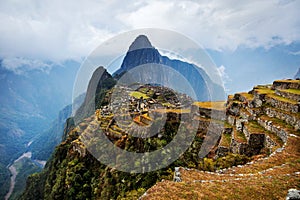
[{"x1": 74, "y1": 66, "x2": 116, "y2": 124}]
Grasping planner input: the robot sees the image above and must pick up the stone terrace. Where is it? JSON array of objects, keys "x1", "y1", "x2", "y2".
[{"x1": 141, "y1": 79, "x2": 300, "y2": 200}]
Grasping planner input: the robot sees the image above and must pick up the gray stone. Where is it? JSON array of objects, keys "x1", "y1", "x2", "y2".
[{"x1": 286, "y1": 189, "x2": 300, "y2": 200}]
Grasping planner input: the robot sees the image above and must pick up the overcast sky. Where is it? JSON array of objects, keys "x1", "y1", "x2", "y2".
[{"x1": 0, "y1": 0, "x2": 300, "y2": 93}]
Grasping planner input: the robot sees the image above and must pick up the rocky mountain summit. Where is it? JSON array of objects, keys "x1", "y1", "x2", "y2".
[{"x1": 114, "y1": 35, "x2": 225, "y2": 101}]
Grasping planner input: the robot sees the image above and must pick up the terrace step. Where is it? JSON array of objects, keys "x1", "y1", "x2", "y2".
[
  {"x1": 233, "y1": 92, "x2": 254, "y2": 104},
  {"x1": 264, "y1": 93, "x2": 299, "y2": 114},
  {"x1": 257, "y1": 115, "x2": 299, "y2": 143},
  {"x1": 216, "y1": 132, "x2": 231, "y2": 157},
  {"x1": 263, "y1": 105, "x2": 300, "y2": 130},
  {"x1": 251, "y1": 87, "x2": 299, "y2": 113},
  {"x1": 275, "y1": 88, "x2": 300, "y2": 102},
  {"x1": 272, "y1": 79, "x2": 300, "y2": 90}
]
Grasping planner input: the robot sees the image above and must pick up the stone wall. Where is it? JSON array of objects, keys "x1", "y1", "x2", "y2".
[
  {"x1": 257, "y1": 117, "x2": 288, "y2": 143},
  {"x1": 272, "y1": 81, "x2": 300, "y2": 90},
  {"x1": 276, "y1": 90, "x2": 300, "y2": 102},
  {"x1": 216, "y1": 146, "x2": 229, "y2": 157},
  {"x1": 263, "y1": 107, "x2": 300, "y2": 130},
  {"x1": 265, "y1": 95, "x2": 299, "y2": 114}
]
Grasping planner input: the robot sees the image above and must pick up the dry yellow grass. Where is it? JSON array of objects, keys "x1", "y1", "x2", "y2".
[
  {"x1": 254, "y1": 88, "x2": 275, "y2": 95},
  {"x1": 238, "y1": 92, "x2": 254, "y2": 100},
  {"x1": 274, "y1": 79, "x2": 300, "y2": 84},
  {"x1": 142, "y1": 135, "x2": 300, "y2": 200},
  {"x1": 219, "y1": 133, "x2": 231, "y2": 147},
  {"x1": 193, "y1": 101, "x2": 226, "y2": 111},
  {"x1": 153, "y1": 109, "x2": 191, "y2": 114},
  {"x1": 281, "y1": 88, "x2": 300, "y2": 95}
]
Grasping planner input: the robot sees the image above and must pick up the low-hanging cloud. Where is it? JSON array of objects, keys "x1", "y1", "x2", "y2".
[{"x1": 0, "y1": 0, "x2": 299, "y2": 65}]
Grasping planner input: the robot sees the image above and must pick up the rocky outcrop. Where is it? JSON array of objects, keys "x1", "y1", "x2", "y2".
[
  {"x1": 74, "y1": 67, "x2": 116, "y2": 124},
  {"x1": 62, "y1": 117, "x2": 75, "y2": 141}
]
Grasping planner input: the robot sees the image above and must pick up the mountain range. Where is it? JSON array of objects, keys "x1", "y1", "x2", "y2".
[{"x1": 0, "y1": 60, "x2": 79, "y2": 199}]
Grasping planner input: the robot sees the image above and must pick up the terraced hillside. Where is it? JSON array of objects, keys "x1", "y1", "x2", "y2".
[
  {"x1": 141, "y1": 80, "x2": 300, "y2": 200},
  {"x1": 20, "y1": 80, "x2": 299, "y2": 199}
]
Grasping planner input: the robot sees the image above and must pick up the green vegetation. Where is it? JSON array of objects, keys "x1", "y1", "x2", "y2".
[
  {"x1": 198, "y1": 154, "x2": 251, "y2": 171},
  {"x1": 130, "y1": 91, "x2": 149, "y2": 99},
  {"x1": 219, "y1": 133, "x2": 231, "y2": 147},
  {"x1": 254, "y1": 87, "x2": 275, "y2": 95},
  {"x1": 10, "y1": 158, "x2": 41, "y2": 200},
  {"x1": 280, "y1": 88, "x2": 300, "y2": 95},
  {"x1": 268, "y1": 93, "x2": 298, "y2": 104},
  {"x1": 246, "y1": 120, "x2": 266, "y2": 133},
  {"x1": 20, "y1": 78, "x2": 300, "y2": 200},
  {"x1": 193, "y1": 101, "x2": 226, "y2": 111},
  {"x1": 234, "y1": 129, "x2": 247, "y2": 143},
  {"x1": 0, "y1": 163, "x2": 10, "y2": 199},
  {"x1": 239, "y1": 92, "x2": 254, "y2": 100}
]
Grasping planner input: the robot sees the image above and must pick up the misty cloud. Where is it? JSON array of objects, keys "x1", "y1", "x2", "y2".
[{"x1": 0, "y1": 0, "x2": 299, "y2": 66}]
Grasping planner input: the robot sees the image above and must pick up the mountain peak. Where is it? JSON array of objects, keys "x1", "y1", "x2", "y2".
[
  {"x1": 294, "y1": 68, "x2": 300, "y2": 79},
  {"x1": 128, "y1": 35, "x2": 153, "y2": 51}
]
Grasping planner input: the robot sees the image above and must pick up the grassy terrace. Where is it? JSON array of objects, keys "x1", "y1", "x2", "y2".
[
  {"x1": 193, "y1": 101, "x2": 226, "y2": 111},
  {"x1": 267, "y1": 93, "x2": 298, "y2": 104},
  {"x1": 219, "y1": 133, "x2": 231, "y2": 147},
  {"x1": 254, "y1": 87, "x2": 298, "y2": 104},
  {"x1": 246, "y1": 120, "x2": 266, "y2": 134},
  {"x1": 263, "y1": 104, "x2": 300, "y2": 119},
  {"x1": 130, "y1": 91, "x2": 149, "y2": 99},
  {"x1": 153, "y1": 108, "x2": 190, "y2": 114},
  {"x1": 280, "y1": 88, "x2": 300, "y2": 95},
  {"x1": 161, "y1": 102, "x2": 175, "y2": 108},
  {"x1": 238, "y1": 92, "x2": 254, "y2": 100},
  {"x1": 260, "y1": 115, "x2": 300, "y2": 137},
  {"x1": 240, "y1": 108, "x2": 251, "y2": 117},
  {"x1": 254, "y1": 87, "x2": 275, "y2": 95},
  {"x1": 274, "y1": 79, "x2": 300, "y2": 84},
  {"x1": 142, "y1": 130, "x2": 300, "y2": 200},
  {"x1": 234, "y1": 128, "x2": 247, "y2": 143},
  {"x1": 143, "y1": 170, "x2": 300, "y2": 200}
]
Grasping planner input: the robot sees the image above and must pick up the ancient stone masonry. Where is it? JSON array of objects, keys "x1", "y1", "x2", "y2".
[
  {"x1": 272, "y1": 80, "x2": 300, "y2": 90},
  {"x1": 141, "y1": 80, "x2": 300, "y2": 200},
  {"x1": 214, "y1": 80, "x2": 300, "y2": 157}
]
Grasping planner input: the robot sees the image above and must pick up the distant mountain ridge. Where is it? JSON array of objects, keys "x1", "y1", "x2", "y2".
[
  {"x1": 0, "y1": 59, "x2": 80, "y2": 200},
  {"x1": 295, "y1": 68, "x2": 300, "y2": 79},
  {"x1": 114, "y1": 35, "x2": 225, "y2": 101}
]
